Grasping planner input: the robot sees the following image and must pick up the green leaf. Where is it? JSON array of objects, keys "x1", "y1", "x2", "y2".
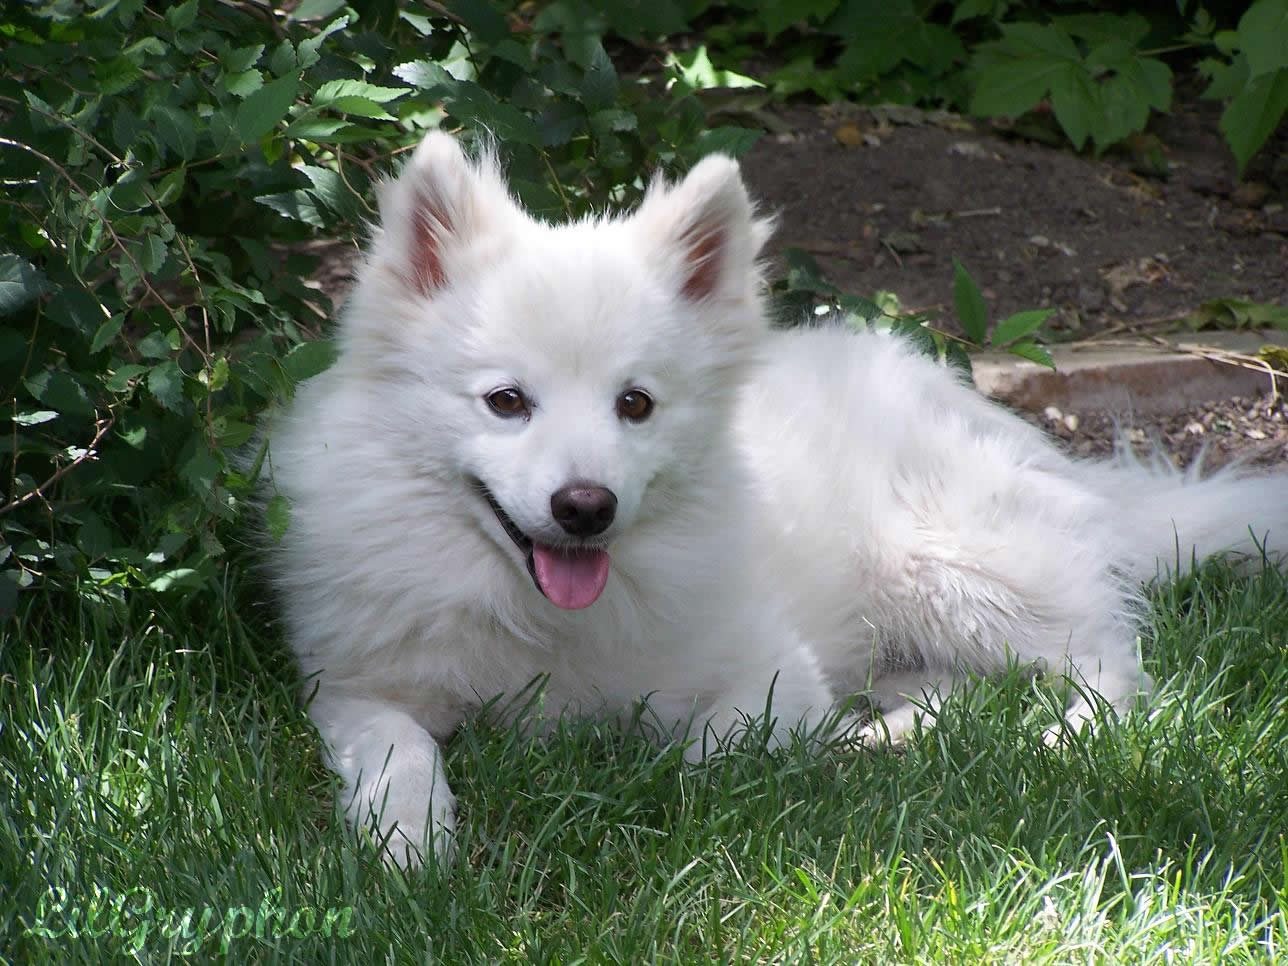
[
  {"x1": 77, "y1": 513, "x2": 113, "y2": 559},
  {"x1": 952, "y1": 260, "x2": 989, "y2": 344},
  {"x1": 13, "y1": 411, "x2": 59, "y2": 426},
  {"x1": 1056, "y1": 12, "x2": 1149, "y2": 48},
  {"x1": 1239, "y1": 0, "x2": 1288, "y2": 80},
  {"x1": 313, "y1": 79, "x2": 410, "y2": 105},
  {"x1": 449, "y1": 0, "x2": 510, "y2": 44},
  {"x1": 1183, "y1": 297, "x2": 1288, "y2": 330},
  {"x1": 760, "y1": 0, "x2": 840, "y2": 41},
  {"x1": 1220, "y1": 68, "x2": 1288, "y2": 174},
  {"x1": 269, "y1": 41, "x2": 296, "y2": 76},
  {"x1": 25, "y1": 370, "x2": 93, "y2": 418},
  {"x1": 445, "y1": 83, "x2": 541, "y2": 145},
  {"x1": 0, "y1": 571, "x2": 18, "y2": 619},
  {"x1": 215, "y1": 418, "x2": 255, "y2": 448},
  {"x1": 137, "y1": 331, "x2": 173, "y2": 359},
  {"x1": 105, "y1": 364, "x2": 149, "y2": 394},
  {"x1": 297, "y1": 16, "x2": 350, "y2": 68},
  {"x1": 236, "y1": 73, "x2": 299, "y2": 143},
  {"x1": 971, "y1": 59, "x2": 1058, "y2": 118},
  {"x1": 266, "y1": 493, "x2": 292, "y2": 543},
  {"x1": 540, "y1": 102, "x2": 589, "y2": 147},
  {"x1": 155, "y1": 168, "x2": 186, "y2": 205},
  {"x1": 1006, "y1": 340, "x2": 1055, "y2": 369},
  {"x1": 281, "y1": 340, "x2": 337, "y2": 384},
  {"x1": 147, "y1": 361, "x2": 185, "y2": 410},
  {"x1": 148, "y1": 568, "x2": 202, "y2": 592},
  {"x1": 781, "y1": 248, "x2": 838, "y2": 295},
  {"x1": 47, "y1": 289, "x2": 105, "y2": 335},
  {"x1": 0, "y1": 254, "x2": 51, "y2": 316},
  {"x1": 1048, "y1": 63, "x2": 1097, "y2": 150},
  {"x1": 289, "y1": 0, "x2": 346, "y2": 20},
  {"x1": 970, "y1": 23, "x2": 1081, "y2": 120},
  {"x1": 319, "y1": 96, "x2": 395, "y2": 120},
  {"x1": 995, "y1": 22, "x2": 1081, "y2": 61},
  {"x1": 256, "y1": 191, "x2": 327, "y2": 227},
  {"x1": 95, "y1": 56, "x2": 144, "y2": 96},
  {"x1": 692, "y1": 126, "x2": 761, "y2": 158},
  {"x1": 90, "y1": 315, "x2": 125, "y2": 353},
  {"x1": 139, "y1": 234, "x2": 168, "y2": 273},
  {"x1": 582, "y1": 43, "x2": 619, "y2": 109},
  {"x1": 300, "y1": 165, "x2": 364, "y2": 222},
  {"x1": 393, "y1": 59, "x2": 454, "y2": 91},
  {"x1": 180, "y1": 447, "x2": 219, "y2": 493},
  {"x1": 205, "y1": 357, "x2": 230, "y2": 391},
  {"x1": 220, "y1": 43, "x2": 265, "y2": 73},
  {"x1": 991, "y1": 309, "x2": 1052, "y2": 346},
  {"x1": 838, "y1": 294, "x2": 883, "y2": 323},
  {"x1": 952, "y1": 0, "x2": 1002, "y2": 23},
  {"x1": 165, "y1": 0, "x2": 198, "y2": 29},
  {"x1": 284, "y1": 118, "x2": 352, "y2": 140},
  {"x1": 223, "y1": 69, "x2": 264, "y2": 98}
]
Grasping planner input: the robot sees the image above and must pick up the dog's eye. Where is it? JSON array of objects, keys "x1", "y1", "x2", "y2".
[
  {"x1": 486, "y1": 387, "x2": 529, "y2": 418},
  {"x1": 616, "y1": 389, "x2": 654, "y2": 423}
]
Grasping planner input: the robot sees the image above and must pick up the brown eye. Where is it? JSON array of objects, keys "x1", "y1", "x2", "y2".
[
  {"x1": 616, "y1": 389, "x2": 654, "y2": 423},
  {"x1": 486, "y1": 387, "x2": 529, "y2": 418}
]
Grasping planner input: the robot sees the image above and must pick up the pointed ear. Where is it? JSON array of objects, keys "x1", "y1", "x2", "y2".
[
  {"x1": 373, "y1": 132, "x2": 517, "y2": 296},
  {"x1": 633, "y1": 155, "x2": 772, "y2": 301}
]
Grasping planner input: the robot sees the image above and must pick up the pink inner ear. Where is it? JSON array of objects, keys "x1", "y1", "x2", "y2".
[
  {"x1": 681, "y1": 226, "x2": 725, "y2": 300},
  {"x1": 409, "y1": 190, "x2": 450, "y2": 295}
]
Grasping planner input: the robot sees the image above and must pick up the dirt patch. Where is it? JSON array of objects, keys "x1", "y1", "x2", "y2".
[
  {"x1": 739, "y1": 93, "x2": 1288, "y2": 339},
  {"x1": 737, "y1": 94, "x2": 1288, "y2": 468},
  {"x1": 1019, "y1": 393, "x2": 1288, "y2": 470}
]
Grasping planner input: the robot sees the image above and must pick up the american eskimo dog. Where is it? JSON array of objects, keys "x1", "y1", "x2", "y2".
[{"x1": 266, "y1": 132, "x2": 1286, "y2": 865}]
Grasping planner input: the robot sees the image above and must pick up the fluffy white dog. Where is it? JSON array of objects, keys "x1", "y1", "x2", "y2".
[{"x1": 266, "y1": 132, "x2": 1286, "y2": 865}]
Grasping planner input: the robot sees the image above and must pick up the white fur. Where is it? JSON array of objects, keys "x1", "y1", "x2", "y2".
[{"x1": 265, "y1": 132, "x2": 1288, "y2": 865}]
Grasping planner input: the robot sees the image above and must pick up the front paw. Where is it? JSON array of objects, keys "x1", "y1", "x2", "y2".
[
  {"x1": 379, "y1": 793, "x2": 457, "y2": 869},
  {"x1": 353, "y1": 784, "x2": 457, "y2": 870}
]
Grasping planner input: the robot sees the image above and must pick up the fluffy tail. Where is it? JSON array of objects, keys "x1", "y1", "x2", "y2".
[{"x1": 1078, "y1": 453, "x2": 1288, "y2": 582}]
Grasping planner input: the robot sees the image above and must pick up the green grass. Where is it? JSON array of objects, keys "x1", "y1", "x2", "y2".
[{"x1": 3, "y1": 562, "x2": 1287, "y2": 963}]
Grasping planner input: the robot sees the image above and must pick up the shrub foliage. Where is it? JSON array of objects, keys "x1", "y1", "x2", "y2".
[
  {"x1": 1, "y1": 0, "x2": 1281, "y2": 614},
  {"x1": 0, "y1": 1, "x2": 758, "y2": 612}
]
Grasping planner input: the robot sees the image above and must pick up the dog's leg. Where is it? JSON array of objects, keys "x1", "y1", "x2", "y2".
[
  {"x1": 684, "y1": 647, "x2": 836, "y2": 762},
  {"x1": 1047, "y1": 643, "x2": 1155, "y2": 742},
  {"x1": 883, "y1": 552, "x2": 1150, "y2": 738},
  {"x1": 308, "y1": 689, "x2": 456, "y2": 868},
  {"x1": 854, "y1": 668, "x2": 964, "y2": 745}
]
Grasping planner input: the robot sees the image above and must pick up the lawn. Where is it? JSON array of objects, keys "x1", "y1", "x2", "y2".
[{"x1": 3, "y1": 560, "x2": 1286, "y2": 963}]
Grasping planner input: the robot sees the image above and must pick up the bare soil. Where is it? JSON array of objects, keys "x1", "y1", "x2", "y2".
[
  {"x1": 1019, "y1": 393, "x2": 1288, "y2": 470},
  {"x1": 737, "y1": 91, "x2": 1288, "y2": 468},
  {"x1": 738, "y1": 94, "x2": 1288, "y2": 338}
]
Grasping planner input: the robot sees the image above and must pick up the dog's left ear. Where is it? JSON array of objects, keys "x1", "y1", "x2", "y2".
[
  {"x1": 371, "y1": 132, "x2": 519, "y2": 298},
  {"x1": 635, "y1": 155, "x2": 772, "y2": 302}
]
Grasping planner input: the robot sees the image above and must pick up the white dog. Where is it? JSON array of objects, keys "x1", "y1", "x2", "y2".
[{"x1": 266, "y1": 132, "x2": 1286, "y2": 865}]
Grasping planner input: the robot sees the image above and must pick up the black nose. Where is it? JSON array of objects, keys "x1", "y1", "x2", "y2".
[{"x1": 550, "y1": 483, "x2": 617, "y2": 537}]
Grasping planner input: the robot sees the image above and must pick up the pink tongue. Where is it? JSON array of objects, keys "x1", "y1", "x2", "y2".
[{"x1": 531, "y1": 544, "x2": 611, "y2": 610}]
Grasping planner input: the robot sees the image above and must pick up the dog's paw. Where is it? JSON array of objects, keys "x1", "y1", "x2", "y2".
[
  {"x1": 849, "y1": 704, "x2": 927, "y2": 749},
  {"x1": 378, "y1": 798, "x2": 457, "y2": 870},
  {"x1": 340, "y1": 752, "x2": 458, "y2": 870}
]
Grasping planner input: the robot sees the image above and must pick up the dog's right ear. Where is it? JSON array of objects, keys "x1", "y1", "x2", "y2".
[
  {"x1": 633, "y1": 155, "x2": 772, "y2": 304},
  {"x1": 373, "y1": 132, "x2": 517, "y2": 296}
]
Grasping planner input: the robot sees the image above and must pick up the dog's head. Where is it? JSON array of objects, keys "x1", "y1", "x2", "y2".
[{"x1": 340, "y1": 132, "x2": 772, "y2": 610}]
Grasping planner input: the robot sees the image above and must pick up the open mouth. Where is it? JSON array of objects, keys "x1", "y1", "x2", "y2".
[{"x1": 470, "y1": 478, "x2": 612, "y2": 611}]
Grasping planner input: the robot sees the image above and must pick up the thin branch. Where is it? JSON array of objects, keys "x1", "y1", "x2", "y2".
[
  {"x1": 1, "y1": 415, "x2": 117, "y2": 516},
  {"x1": 0, "y1": 136, "x2": 213, "y2": 367}
]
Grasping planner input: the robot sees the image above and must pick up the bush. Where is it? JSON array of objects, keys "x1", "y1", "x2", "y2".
[
  {"x1": 3, "y1": 0, "x2": 1280, "y2": 617},
  {"x1": 707, "y1": 0, "x2": 1288, "y2": 172},
  {"x1": 0, "y1": 0, "x2": 759, "y2": 613}
]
